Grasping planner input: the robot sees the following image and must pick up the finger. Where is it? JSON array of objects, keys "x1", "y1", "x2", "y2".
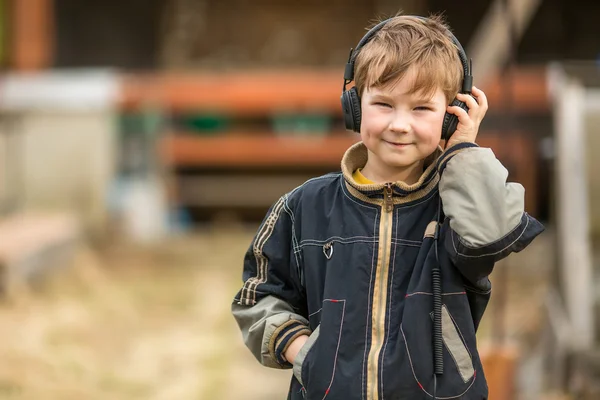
[
  {"x1": 471, "y1": 86, "x2": 489, "y2": 111},
  {"x1": 447, "y1": 105, "x2": 470, "y2": 122},
  {"x1": 456, "y1": 92, "x2": 479, "y2": 112}
]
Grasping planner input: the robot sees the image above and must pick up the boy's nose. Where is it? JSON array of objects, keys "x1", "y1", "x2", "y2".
[{"x1": 389, "y1": 112, "x2": 411, "y2": 133}]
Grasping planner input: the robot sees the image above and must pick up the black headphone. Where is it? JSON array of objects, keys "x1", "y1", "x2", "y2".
[{"x1": 341, "y1": 16, "x2": 473, "y2": 141}]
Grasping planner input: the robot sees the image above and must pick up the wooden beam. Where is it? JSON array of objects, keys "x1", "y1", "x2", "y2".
[
  {"x1": 160, "y1": 133, "x2": 360, "y2": 168},
  {"x1": 467, "y1": 0, "x2": 543, "y2": 88},
  {"x1": 161, "y1": 131, "x2": 539, "y2": 216},
  {"x1": 178, "y1": 174, "x2": 319, "y2": 207},
  {"x1": 119, "y1": 68, "x2": 550, "y2": 114},
  {"x1": 480, "y1": 345, "x2": 519, "y2": 400},
  {"x1": 10, "y1": 0, "x2": 54, "y2": 71}
]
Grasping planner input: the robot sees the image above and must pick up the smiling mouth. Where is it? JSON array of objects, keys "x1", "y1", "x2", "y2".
[{"x1": 384, "y1": 140, "x2": 413, "y2": 147}]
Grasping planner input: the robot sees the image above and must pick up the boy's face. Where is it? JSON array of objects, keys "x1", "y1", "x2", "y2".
[{"x1": 359, "y1": 67, "x2": 446, "y2": 182}]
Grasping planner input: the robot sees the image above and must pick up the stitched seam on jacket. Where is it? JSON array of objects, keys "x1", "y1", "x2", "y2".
[
  {"x1": 321, "y1": 299, "x2": 346, "y2": 400},
  {"x1": 341, "y1": 179, "x2": 382, "y2": 209},
  {"x1": 451, "y1": 216, "x2": 529, "y2": 258},
  {"x1": 456, "y1": 212, "x2": 527, "y2": 250},
  {"x1": 340, "y1": 171, "x2": 381, "y2": 400},
  {"x1": 380, "y1": 208, "x2": 399, "y2": 400},
  {"x1": 240, "y1": 196, "x2": 286, "y2": 305},
  {"x1": 400, "y1": 324, "x2": 476, "y2": 399},
  {"x1": 436, "y1": 143, "x2": 479, "y2": 174},
  {"x1": 309, "y1": 308, "x2": 322, "y2": 318},
  {"x1": 446, "y1": 308, "x2": 473, "y2": 360},
  {"x1": 344, "y1": 196, "x2": 378, "y2": 400},
  {"x1": 405, "y1": 291, "x2": 467, "y2": 298},
  {"x1": 298, "y1": 236, "x2": 422, "y2": 246},
  {"x1": 441, "y1": 305, "x2": 474, "y2": 383},
  {"x1": 362, "y1": 212, "x2": 379, "y2": 400},
  {"x1": 394, "y1": 188, "x2": 439, "y2": 209},
  {"x1": 283, "y1": 195, "x2": 302, "y2": 281},
  {"x1": 282, "y1": 174, "x2": 341, "y2": 274},
  {"x1": 287, "y1": 173, "x2": 341, "y2": 199},
  {"x1": 294, "y1": 239, "x2": 421, "y2": 252},
  {"x1": 463, "y1": 285, "x2": 491, "y2": 295}
]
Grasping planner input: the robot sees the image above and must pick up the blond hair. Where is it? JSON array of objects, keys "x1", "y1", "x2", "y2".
[{"x1": 354, "y1": 14, "x2": 463, "y2": 103}]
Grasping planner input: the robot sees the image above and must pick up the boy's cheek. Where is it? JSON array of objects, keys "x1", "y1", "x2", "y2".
[{"x1": 359, "y1": 130, "x2": 372, "y2": 143}]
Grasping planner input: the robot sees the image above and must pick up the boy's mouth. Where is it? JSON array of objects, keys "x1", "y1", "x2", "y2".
[{"x1": 384, "y1": 140, "x2": 413, "y2": 149}]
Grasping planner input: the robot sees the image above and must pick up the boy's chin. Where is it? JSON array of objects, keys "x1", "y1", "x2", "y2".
[{"x1": 382, "y1": 156, "x2": 422, "y2": 169}]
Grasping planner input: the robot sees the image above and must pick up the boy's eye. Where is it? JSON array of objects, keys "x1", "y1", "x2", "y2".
[
  {"x1": 414, "y1": 106, "x2": 433, "y2": 111},
  {"x1": 374, "y1": 102, "x2": 392, "y2": 108}
]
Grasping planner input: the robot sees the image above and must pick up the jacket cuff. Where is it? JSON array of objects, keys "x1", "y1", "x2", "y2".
[
  {"x1": 437, "y1": 142, "x2": 479, "y2": 174},
  {"x1": 269, "y1": 319, "x2": 311, "y2": 366},
  {"x1": 445, "y1": 212, "x2": 545, "y2": 283}
]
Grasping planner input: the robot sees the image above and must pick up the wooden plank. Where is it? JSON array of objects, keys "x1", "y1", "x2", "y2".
[
  {"x1": 178, "y1": 174, "x2": 318, "y2": 207},
  {"x1": 480, "y1": 345, "x2": 519, "y2": 400},
  {"x1": 163, "y1": 131, "x2": 539, "y2": 215},
  {"x1": 483, "y1": 66, "x2": 550, "y2": 113},
  {"x1": 120, "y1": 70, "x2": 343, "y2": 115},
  {"x1": 161, "y1": 131, "x2": 538, "y2": 169},
  {"x1": 160, "y1": 133, "x2": 360, "y2": 168},
  {"x1": 119, "y1": 67, "x2": 550, "y2": 114},
  {"x1": 467, "y1": 0, "x2": 543, "y2": 88},
  {"x1": 10, "y1": 0, "x2": 54, "y2": 71},
  {"x1": 476, "y1": 131, "x2": 539, "y2": 217}
]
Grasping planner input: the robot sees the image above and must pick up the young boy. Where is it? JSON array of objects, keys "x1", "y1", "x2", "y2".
[{"x1": 232, "y1": 14, "x2": 543, "y2": 400}]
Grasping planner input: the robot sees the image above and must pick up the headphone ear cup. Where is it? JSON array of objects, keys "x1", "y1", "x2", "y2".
[
  {"x1": 341, "y1": 91, "x2": 355, "y2": 132},
  {"x1": 441, "y1": 98, "x2": 469, "y2": 141},
  {"x1": 341, "y1": 87, "x2": 362, "y2": 133}
]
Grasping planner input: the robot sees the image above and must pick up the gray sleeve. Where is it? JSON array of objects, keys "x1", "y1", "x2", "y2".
[
  {"x1": 232, "y1": 296, "x2": 310, "y2": 369},
  {"x1": 437, "y1": 143, "x2": 544, "y2": 283},
  {"x1": 231, "y1": 194, "x2": 310, "y2": 369},
  {"x1": 439, "y1": 146, "x2": 524, "y2": 247}
]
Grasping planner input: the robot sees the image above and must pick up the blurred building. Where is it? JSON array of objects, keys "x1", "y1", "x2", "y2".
[{"x1": 2, "y1": 0, "x2": 599, "y2": 228}]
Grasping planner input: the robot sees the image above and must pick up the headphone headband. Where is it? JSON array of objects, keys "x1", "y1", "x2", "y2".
[
  {"x1": 340, "y1": 15, "x2": 475, "y2": 137},
  {"x1": 343, "y1": 16, "x2": 472, "y2": 93}
]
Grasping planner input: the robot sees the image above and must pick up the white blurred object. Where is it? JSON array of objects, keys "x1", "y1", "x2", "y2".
[
  {"x1": 120, "y1": 177, "x2": 168, "y2": 243},
  {"x1": 548, "y1": 63, "x2": 594, "y2": 350},
  {"x1": 0, "y1": 69, "x2": 119, "y2": 111},
  {"x1": 0, "y1": 69, "x2": 120, "y2": 236}
]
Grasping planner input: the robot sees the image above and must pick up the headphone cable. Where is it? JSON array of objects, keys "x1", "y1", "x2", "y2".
[{"x1": 432, "y1": 195, "x2": 444, "y2": 400}]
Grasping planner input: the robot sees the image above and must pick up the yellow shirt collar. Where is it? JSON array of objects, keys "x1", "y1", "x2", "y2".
[{"x1": 352, "y1": 168, "x2": 374, "y2": 185}]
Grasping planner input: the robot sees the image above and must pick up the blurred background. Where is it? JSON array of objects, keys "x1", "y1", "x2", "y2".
[{"x1": 0, "y1": 0, "x2": 598, "y2": 399}]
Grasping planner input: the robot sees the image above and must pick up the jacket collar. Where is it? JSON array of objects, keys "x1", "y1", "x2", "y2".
[{"x1": 341, "y1": 141, "x2": 441, "y2": 206}]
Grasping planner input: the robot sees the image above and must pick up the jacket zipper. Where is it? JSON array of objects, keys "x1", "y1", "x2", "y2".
[
  {"x1": 366, "y1": 183, "x2": 394, "y2": 400},
  {"x1": 384, "y1": 183, "x2": 393, "y2": 212}
]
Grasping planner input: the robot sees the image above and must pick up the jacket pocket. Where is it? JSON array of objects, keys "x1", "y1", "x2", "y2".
[
  {"x1": 399, "y1": 297, "x2": 479, "y2": 398},
  {"x1": 436, "y1": 304, "x2": 475, "y2": 383},
  {"x1": 299, "y1": 299, "x2": 346, "y2": 398},
  {"x1": 293, "y1": 325, "x2": 320, "y2": 386}
]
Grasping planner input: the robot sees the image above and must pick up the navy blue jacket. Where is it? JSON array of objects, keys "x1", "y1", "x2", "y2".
[{"x1": 232, "y1": 141, "x2": 544, "y2": 400}]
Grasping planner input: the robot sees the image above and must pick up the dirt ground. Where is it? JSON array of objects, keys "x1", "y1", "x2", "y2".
[{"x1": 0, "y1": 223, "x2": 554, "y2": 400}]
